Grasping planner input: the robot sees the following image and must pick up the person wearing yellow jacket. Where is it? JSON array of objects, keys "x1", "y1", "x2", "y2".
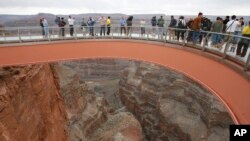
[
  {"x1": 106, "y1": 16, "x2": 111, "y2": 35},
  {"x1": 236, "y1": 21, "x2": 250, "y2": 57}
]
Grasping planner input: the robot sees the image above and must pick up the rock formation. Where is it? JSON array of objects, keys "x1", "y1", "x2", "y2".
[
  {"x1": 53, "y1": 62, "x2": 143, "y2": 141},
  {"x1": 0, "y1": 59, "x2": 233, "y2": 141},
  {"x1": 0, "y1": 65, "x2": 68, "y2": 141}
]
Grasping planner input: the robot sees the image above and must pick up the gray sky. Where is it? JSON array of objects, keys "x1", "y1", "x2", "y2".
[{"x1": 0, "y1": 0, "x2": 249, "y2": 15}]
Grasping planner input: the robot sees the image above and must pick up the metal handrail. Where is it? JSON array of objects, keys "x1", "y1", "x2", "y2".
[{"x1": 0, "y1": 25, "x2": 250, "y2": 71}]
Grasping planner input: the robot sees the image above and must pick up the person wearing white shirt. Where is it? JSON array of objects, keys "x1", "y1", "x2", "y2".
[
  {"x1": 234, "y1": 17, "x2": 244, "y2": 44},
  {"x1": 225, "y1": 15, "x2": 241, "y2": 52},
  {"x1": 68, "y1": 16, "x2": 75, "y2": 36},
  {"x1": 99, "y1": 16, "x2": 106, "y2": 36}
]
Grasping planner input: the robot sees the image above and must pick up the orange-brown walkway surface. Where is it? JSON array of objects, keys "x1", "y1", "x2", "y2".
[{"x1": 0, "y1": 40, "x2": 250, "y2": 124}]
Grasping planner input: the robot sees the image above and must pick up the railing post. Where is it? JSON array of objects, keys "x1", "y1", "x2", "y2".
[
  {"x1": 48, "y1": 27, "x2": 51, "y2": 41},
  {"x1": 244, "y1": 54, "x2": 250, "y2": 71},
  {"x1": 92, "y1": 26, "x2": 96, "y2": 39},
  {"x1": 112, "y1": 27, "x2": 114, "y2": 39},
  {"x1": 202, "y1": 33, "x2": 209, "y2": 51},
  {"x1": 164, "y1": 28, "x2": 167, "y2": 43},
  {"x1": 74, "y1": 27, "x2": 77, "y2": 40},
  {"x1": 17, "y1": 27, "x2": 22, "y2": 43},
  {"x1": 222, "y1": 42, "x2": 230, "y2": 59},
  {"x1": 29, "y1": 29, "x2": 31, "y2": 40},
  {"x1": 183, "y1": 30, "x2": 188, "y2": 46},
  {"x1": 3, "y1": 32, "x2": 6, "y2": 42}
]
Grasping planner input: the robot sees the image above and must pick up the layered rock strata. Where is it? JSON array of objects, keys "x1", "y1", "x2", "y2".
[{"x1": 0, "y1": 65, "x2": 68, "y2": 141}]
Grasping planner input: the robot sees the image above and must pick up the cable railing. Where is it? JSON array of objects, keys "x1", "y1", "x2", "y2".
[{"x1": 0, "y1": 25, "x2": 250, "y2": 71}]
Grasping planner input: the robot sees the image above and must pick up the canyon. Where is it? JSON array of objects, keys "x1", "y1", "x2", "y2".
[{"x1": 0, "y1": 59, "x2": 233, "y2": 141}]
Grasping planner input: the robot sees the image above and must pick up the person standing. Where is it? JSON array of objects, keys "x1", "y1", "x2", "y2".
[
  {"x1": 59, "y1": 17, "x2": 66, "y2": 37},
  {"x1": 42, "y1": 18, "x2": 49, "y2": 38},
  {"x1": 55, "y1": 16, "x2": 60, "y2": 26},
  {"x1": 40, "y1": 18, "x2": 45, "y2": 37},
  {"x1": 222, "y1": 16, "x2": 230, "y2": 32},
  {"x1": 120, "y1": 17, "x2": 126, "y2": 35},
  {"x1": 68, "y1": 16, "x2": 75, "y2": 36},
  {"x1": 168, "y1": 16, "x2": 177, "y2": 40},
  {"x1": 225, "y1": 15, "x2": 241, "y2": 52},
  {"x1": 234, "y1": 17, "x2": 244, "y2": 44},
  {"x1": 87, "y1": 17, "x2": 95, "y2": 36},
  {"x1": 140, "y1": 19, "x2": 146, "y2": 37},
  {"x1": 157, "y1": 16, "x2": 165, "y2": 39},
  {"x1": 176, "y1": 16, "x2": 187, "y2": 41},
  {"x1": 106, "y1": 16, "x2": 111, "y2": 35},
  {"x1": 191, "y1": 12, "x2": 203, "y2": 45},
  {"x1": 126, "y1": 16, "x2": 133, "y2": 36},
  {"x1": 236, "y1": 21, "x2": 250, "y2": 57},
  {"x1": 81, "y1": 18, "x2": 87, "y2": 36},
  {"x1": 210, "y1": 17, "x2": 224, "y2": 46},
  {"x1": 99, "y1": 16, "x2": 106, "y2": 36},
  {"x1": 151, "y1": 16, "x2": 157, "y2": 37}
]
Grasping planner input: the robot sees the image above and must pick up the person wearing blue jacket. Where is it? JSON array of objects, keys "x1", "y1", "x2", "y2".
[
  {"x1": 120, "y1": 17, "x2": 126, "y2": 35},
  {"x1": 87, "y1": 17, "x2": 96, "y2": 36}
]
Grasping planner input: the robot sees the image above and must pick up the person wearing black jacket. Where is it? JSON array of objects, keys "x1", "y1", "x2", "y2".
[
  {"x1": 40, "y1": 18, "x2": 45, "y2": 36},
  {"x1": 126, "y1": 16, "x2": 133, "y2": 36},
  {"x1": 59, "y1": 17, "x2": 66, "y2": 37}
]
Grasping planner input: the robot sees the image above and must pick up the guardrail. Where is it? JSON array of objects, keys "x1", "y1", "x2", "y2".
[{"x1": 0, "y1": 25, "x2": 250, "y2": 71}]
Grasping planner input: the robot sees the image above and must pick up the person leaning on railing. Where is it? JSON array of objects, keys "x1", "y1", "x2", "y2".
[
  {"x1": 210, "y1": 17, "x2": 224, "y2": 47},
  {"x1": 191, "y1": 12, "x2": 203, "y2": 45},
  {"x1": 224, "y1": 15, "x2": 241, "y2": 52},
  {"x1": 168, "y1": 16, "x2": 177, "y2": 40},
  {"x1": 236, "y1": 21, "x2": 250, "y2": 57},
  {"x1": 176, "y1": 16, "x2": 187, "y2": 41}
]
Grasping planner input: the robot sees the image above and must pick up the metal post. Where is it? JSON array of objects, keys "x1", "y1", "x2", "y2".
[
  {"x1": 92, "y1": 26, "x2": 96, "y2": 39},
  {"x1": 202, "y1": 33, "x2": 209, "y2": 51},
  {"x1": 244, "y1": 54, "x2": 250, "y2": 71},
  {"x1": 74, "y1": 27, "x2": 77, "y2": 40},
  {"x1": 48, "y1": 27, "x2": 51, "y2": 41},
  {"x1": 18, "y1": 28, "x2": 21, "y2": 43},
  {"x1": 29, "y1": 29, "x2": 31, "y2": 40},
  {"x1": 3, "y1": 32, "x2": 6, "y2": 42},
  {"x1": 147, "y1": 32, "x2": 149, "y2": 40},
  {"x1": 183, "y1": 30, "x2": 188, "y2": 46},
  {"x1": 112, "y1": 27, "x2": 114, "y2": 39}
]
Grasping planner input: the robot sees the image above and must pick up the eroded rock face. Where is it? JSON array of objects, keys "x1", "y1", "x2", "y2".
[
  {"x1": 0, "y1": 65, "x2": 68, "y2": 141},
  {"x1": 58, "y1": 59, "x2": 233, "y2": 141},
  {"x1": 119, "y1": 61, "x2": 233, "y2": 141},
  {"x1": 53, "y1": 62, "x2": 143, "y2": 141},
  {"x1": 0, "y1": 59, "x2": 233, "y2": 141}
]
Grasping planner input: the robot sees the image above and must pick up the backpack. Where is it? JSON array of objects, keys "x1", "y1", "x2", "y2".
[
  {"x1": 151, "y1": 17, "x2": 157, "y2": 26},
  {"x1": 177, "y1": 21, "x2": 187, "y2": 29}
]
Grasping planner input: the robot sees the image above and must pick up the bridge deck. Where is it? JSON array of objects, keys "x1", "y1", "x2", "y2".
[{"x1": 0, "y1": 40, "x2": 249, "y2": 124}]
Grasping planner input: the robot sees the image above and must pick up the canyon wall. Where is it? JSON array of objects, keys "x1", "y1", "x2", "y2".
[{"x1": 0, "y1": 65, "x2": 68, "y2": 141}]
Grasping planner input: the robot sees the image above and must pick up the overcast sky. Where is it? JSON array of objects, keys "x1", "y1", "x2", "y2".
[{"x1": 0, "y1": 0, "x2": 249, "y2": 15}]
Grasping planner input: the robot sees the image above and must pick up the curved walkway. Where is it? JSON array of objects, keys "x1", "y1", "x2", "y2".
[{"x1": 0, "y1": 40, "x2": 249, "y2": 124}]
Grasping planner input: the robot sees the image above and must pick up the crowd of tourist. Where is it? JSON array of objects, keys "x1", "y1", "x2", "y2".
[{"x1": 39, "y1": 12, "x2": 250, "y2": 57}]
